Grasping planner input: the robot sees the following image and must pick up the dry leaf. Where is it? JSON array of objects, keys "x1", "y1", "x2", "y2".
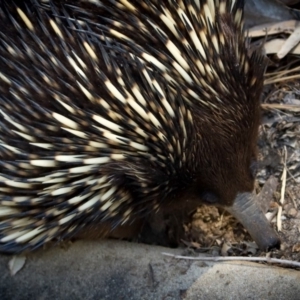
[
  {"x1": 245, "y1": 0, "x2": 300, "y2": 28},
  {"x1": 277, "y1": 24, "x2": 300, "y2": 58},
  {"x1": 8, "y1": 255, "x2": 26, "y2": 276}
]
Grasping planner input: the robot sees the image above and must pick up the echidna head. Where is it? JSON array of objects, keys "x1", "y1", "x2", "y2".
[{"x1": 190, "y1": 89, "x2": 261, "y2": 208}]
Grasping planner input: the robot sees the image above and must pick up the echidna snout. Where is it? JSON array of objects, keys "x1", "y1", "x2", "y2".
[{"x1": 0, "y1": 0, "x2": 280, "y2": 253}]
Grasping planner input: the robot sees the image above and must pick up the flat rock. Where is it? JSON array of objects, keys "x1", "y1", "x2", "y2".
[{"x1": 0, "y1": 240, "x2": 299, "y2": 300}]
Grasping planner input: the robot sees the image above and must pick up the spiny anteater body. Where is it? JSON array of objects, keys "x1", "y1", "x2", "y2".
[{"x1": 0, "y1": 0, "x2": 280, "y2": 253}]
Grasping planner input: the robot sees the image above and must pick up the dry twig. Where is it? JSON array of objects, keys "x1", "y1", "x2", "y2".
[
  {"x1": 162, "y1": 252, "x2": 300, "y2": 268},
  {"x1": 261, "y1": 103, "x2": 300, "y2": 112},
  {"x1": 277, "y1": 146, "x2": 288, "y2": 231}
]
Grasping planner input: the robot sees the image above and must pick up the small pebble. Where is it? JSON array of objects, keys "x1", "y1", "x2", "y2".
[
  {"x1": 280, "y1": 243, "x2": 287, "y2": 251},
  {"x1": 288, "y1": 208, "x2": 297, "y2": 218}
]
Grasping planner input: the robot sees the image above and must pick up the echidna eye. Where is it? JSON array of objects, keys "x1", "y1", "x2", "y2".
[{"x1": 200, "y1": 191, "x2": 219, "y2": 204}]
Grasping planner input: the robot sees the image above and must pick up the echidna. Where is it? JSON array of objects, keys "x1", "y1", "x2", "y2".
[{"x1": 0, "y1": 0, "x2": 280, "y2": 254}]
